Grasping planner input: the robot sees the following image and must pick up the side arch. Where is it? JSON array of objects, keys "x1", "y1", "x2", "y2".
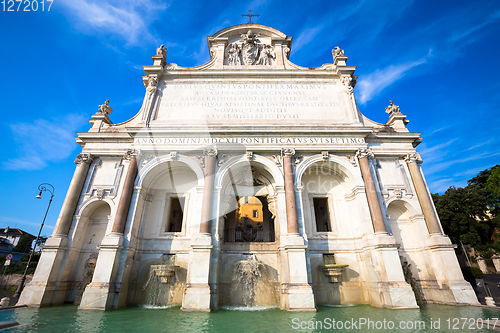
[
  {"x1": 295, "y1": 154, "x2": 363, "y2": 187},
  {"x1": 137, "y1": 154, "x2": 204, "y2": 187}
]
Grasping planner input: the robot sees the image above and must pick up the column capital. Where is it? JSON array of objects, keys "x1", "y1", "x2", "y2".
[
  {"x1": 355, "y1": 148, "x2": 373, "y2": 160},
  {"x1": 123, "y1": 149, "x2": 138, "y2": 160},
  {"x1": 404, "y1": 152, "x2": 422, "y2": 164},
  {"x1": 281, "y1": 148, "x2": 295, "y2": 157},
  {"x1": 74, "y1": 153, "x2": 93, "y2": 165},
  {"x1": 204, "y1": 148, "x2": 218, "y2": 157}
]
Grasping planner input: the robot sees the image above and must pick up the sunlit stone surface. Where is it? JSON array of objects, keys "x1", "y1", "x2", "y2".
[{"x1": 17, "y1": 23, "x2": 478, "y2": 311}]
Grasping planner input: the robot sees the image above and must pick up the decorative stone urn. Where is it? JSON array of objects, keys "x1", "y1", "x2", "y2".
[
  {"x1": 321, "y1": 264, "x2": 349, "y2": 283},
  {"x1": 151, "y1": 265, "x2": 179, "y2": 283}
]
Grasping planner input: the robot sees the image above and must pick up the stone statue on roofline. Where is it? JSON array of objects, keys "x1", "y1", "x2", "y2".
[
  {"x1": 156, "y1": 44, "x2": 167, "y2": 58},
  {"x1": 385, "y1": 100, "x2": 401, "y2": 115},
  {"x1": 97, "y1": 99, "x2": 113, "y2": 116},
  {"x1": 332, "y1": 46, "x2": 344, "y2": 59}
]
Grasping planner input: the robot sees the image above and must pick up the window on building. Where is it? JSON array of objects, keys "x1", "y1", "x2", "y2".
[
  {"x1": 166, "y1": 197, "x2": 185, "y2": 232},
  {"x1": 252, "y1": 210, "x2": 258, "y2": 218},
  {"x1": 313, "y1": 197, "x2": 332, "y2": 232}
]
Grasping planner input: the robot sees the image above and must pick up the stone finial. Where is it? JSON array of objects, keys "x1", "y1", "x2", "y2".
[
  {"x1": 97, "y1": 100, "x2": 113, "y2": 116},
  {"x1": 75, "y1": 153, "x2": 93, "y2": 165},
  {"x1": 385, "y1": 100, "x2": 401, "y2": 115}
]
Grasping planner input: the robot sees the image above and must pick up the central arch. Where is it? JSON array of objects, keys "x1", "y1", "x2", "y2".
[{"x1": 218, "y1": 158, "x2": 279, "y2": 243}]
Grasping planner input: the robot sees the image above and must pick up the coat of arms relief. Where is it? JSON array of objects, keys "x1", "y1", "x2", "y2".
[{"x1": 226, "y1": 30, "x2": 276, "y2": 66}]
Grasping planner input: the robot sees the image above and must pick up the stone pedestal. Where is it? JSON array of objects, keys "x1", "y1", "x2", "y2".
[
  {"x1": 16, "y1": 236, "x2": 68, "y2": 307},
  {"x1": 368, "y1": 235, "x2": 418, "y2": 309},
  {"x1": 477, "y1": 257, "x2": 489, "y2": 274},
  {"x1": 79, "y1": 234, "x2": 123, "y2": 310},
  {"x1": 280, "y1": 236, "x2": 316, "y2": 311},
  {"x1": 182, "y1": 236, "x2": 213, "y2": 311},
  {"x1": 492, "y1": 255, "x2": 500, "y2": 273},
  {"x1": 485, "y1": 297, "x2": 496, "y2": 307},
  {"x1": 424, "y1": 235, "x2": 479, "y2": 305}
]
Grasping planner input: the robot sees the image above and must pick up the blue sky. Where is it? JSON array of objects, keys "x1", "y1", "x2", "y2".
[{"x1": 1, "y1": 0, "x2": 499, "y2": 236}]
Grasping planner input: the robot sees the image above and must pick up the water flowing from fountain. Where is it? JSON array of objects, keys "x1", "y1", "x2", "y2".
[
  {"x1": 142, "y1": 255, "x2": 180, "y2": 309},
  {"x1": 225, "y1": 254, "x2": 278, "y2": 310}
]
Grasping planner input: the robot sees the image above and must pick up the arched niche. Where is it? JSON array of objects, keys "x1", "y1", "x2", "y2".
[
  {"x1": 73, "y1": 201, "x2": 111, "y2": 304},
  {"x1": 298, "y1": 157, "x2": 356, "y2": 236},
  {"x1": 219, "y1": 159, "x2": 277, "y2": 243},
  {"x1": 139, "y1": 160, "x2": 199, "y2": 238},
  {"x1": 387, "y1": 200, "x2": 418, "y2": 250}
]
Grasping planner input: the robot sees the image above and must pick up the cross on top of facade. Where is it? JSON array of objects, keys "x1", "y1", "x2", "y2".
[{"x1": 241, "y1": 10, "x2": 260, "y2": 24}]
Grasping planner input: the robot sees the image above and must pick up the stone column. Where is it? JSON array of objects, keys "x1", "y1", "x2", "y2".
[
  {"x1": 53, "y1": 153, "x2": 93, "y2": 236},
  {"x1": 111, "y1": 154, "x2": 138, "y2": 234},
  {"x1": 17, "y1": 153, "x2": 93, "y2": 307},
  {"x1": 199, "y1": 148, "x2": 217, "y2": 235},
  {"x1": 405, "y1": 153, "x2": 441, "y2": 235},
  {"x1": 356, "y1": 149, "x2": 387, "y2": 234},
  {"x1": 282, "y1": 148, "x2": 299, "y2": 234}
]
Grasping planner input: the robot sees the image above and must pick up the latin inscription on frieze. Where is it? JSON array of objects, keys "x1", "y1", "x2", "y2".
[
  {"x1": 156, "y1": 83, "x2": 346, "y2": 122},
  {"x1": 134, "y1": 137, "x2": 365, "y2": 146}
]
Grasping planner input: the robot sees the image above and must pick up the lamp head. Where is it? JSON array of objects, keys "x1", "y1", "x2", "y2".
[{"x1": 36, "y1": 191, "x2": 42, "y2": 199}]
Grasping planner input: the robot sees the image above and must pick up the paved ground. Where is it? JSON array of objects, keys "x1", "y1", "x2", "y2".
[{"x1": 472, "y1": 274, "x2": 500, "y2": 306}]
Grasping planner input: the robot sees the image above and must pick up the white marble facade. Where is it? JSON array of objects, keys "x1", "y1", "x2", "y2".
[{"x1": 17, "y1": 24, "x2": 479, "y2": 310}]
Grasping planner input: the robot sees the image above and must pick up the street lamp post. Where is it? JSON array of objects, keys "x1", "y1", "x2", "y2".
[{"x1": 13, "y1": 183, "x2": 54, "y2": 298}]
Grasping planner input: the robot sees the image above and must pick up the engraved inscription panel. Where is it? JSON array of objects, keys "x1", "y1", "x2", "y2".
[{"x1": 155, "y1": 82, "x2": 347, "y2": 124}]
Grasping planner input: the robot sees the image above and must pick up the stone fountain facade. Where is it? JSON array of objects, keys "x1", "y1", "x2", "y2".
[{"x1": 17, "y1": 24, "x2": 479, "y2": 311}]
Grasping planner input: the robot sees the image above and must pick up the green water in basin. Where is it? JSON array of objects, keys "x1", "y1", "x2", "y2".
[{"x1": 0, "y1": 304, "x2": 499, "y2": 332}]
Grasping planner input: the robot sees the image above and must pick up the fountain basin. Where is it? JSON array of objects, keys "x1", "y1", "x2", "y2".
[
  {"x1": 151, "y1": 265, "x2": 179, "y2": 283},
  {"x1": 320, "y1": 264, "x2": 348, "y2": 283}
]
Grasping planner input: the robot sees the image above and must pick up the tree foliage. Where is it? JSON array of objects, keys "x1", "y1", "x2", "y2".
[
  {"x1": 433, "y1": 165, "x2": 500, "y2": 250},
  {"x1": 12, "y1": 234, "x2": 35, "y2": 253}
]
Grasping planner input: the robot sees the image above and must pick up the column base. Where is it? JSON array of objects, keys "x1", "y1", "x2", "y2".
[
  {"x1": 281, "y1": 283, "x2": 316, "y2": 311},
  {"x1": 370, "y1": 282, "x2": 419, "y2": 309},
  {"x1": 78, "y1": 282, "x2": 116, "y2": 310},
  {"x1": 16, "y1": 236, "x2": 68, "y2": 307},
  {"x1": 16, "y1": 281, "x2": 57, "y2": 307},
  {"x1": 181, "y1": 284, "x2": 211, "y2": 311}
]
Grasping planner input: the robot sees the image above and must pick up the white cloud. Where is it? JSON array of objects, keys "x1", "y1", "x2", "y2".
[
  {"x1": 3, "y1": 114, "x2": 87, "y2": 171},
  {"x1": 356, "y1": 57, "x2": 427, "y2": 104},
  {"x1": 0, "y1": 216, "x2": 54, "y2": 229},
  {"x1": 59, "y1": 0, "x2": 169, "y2": 45},
  {"x1": 291, "y1": 25, "x2": 324, "y2": 55}
]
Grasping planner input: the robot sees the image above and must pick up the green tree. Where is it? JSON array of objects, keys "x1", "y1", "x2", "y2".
[
  {"x1": 432, "y1": 165, "x2": 500, "y2": 250},
  {"x1": 12, "y1": 234, "x2": 35, "y2": 253}
]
